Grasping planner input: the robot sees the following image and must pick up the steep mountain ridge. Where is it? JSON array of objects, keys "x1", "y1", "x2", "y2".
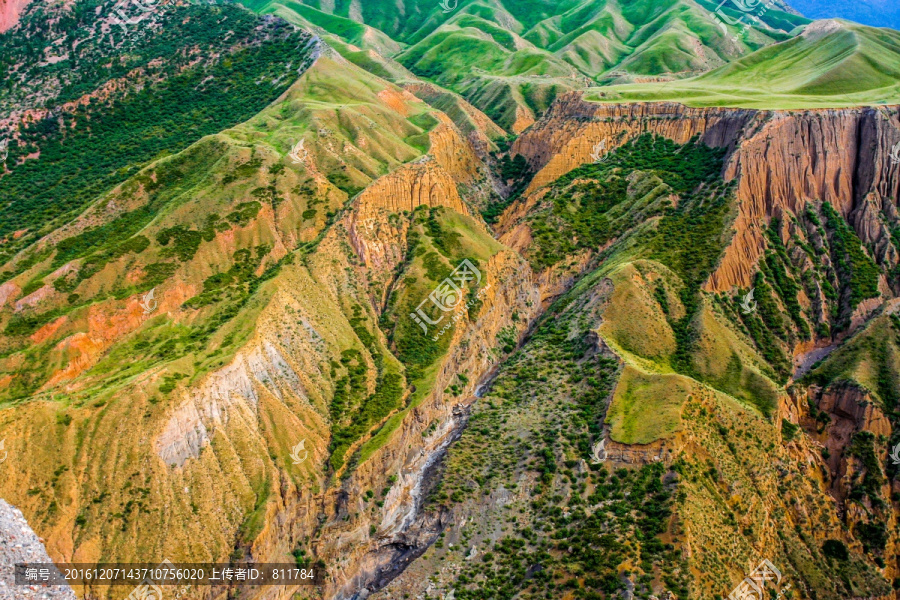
[
  {"x1": 0, "y1": 0, "x2": 322, "y2": 267},
  {"x1": 371, "y1": 95, "x2": 900, "y2": 600},
  {"x1": 0, "y1": 24, "x2": 541, "y2": 597}
]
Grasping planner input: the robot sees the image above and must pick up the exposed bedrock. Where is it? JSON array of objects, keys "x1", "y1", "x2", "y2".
[{"x1": 512, "y1": 93, "x2": 900, "y2": 292}]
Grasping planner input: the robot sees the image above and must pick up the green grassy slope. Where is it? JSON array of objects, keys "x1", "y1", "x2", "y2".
[
  {"x1": 0, "y1": 48, "x2": 446, "y2": 398},
  {"x1": 593, "y1": 19, "x2": 900, "y2": 107},
  {"x1": 0, "y1": 33, "x2": 517, "y2": 564},
  {"x1": 0, "y1": 1, "x2": 318, "y2": 266},
  {"x1": 504, "y1": 134, "x2": 786, "y2": 420},
  {"x1": 248, "y1": 0, "x2": 404, "y2": 55}
]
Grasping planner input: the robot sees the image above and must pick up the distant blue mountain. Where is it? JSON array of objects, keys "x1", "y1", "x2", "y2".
[{"x1": 787, "y1": 0, "x2": 900, "y2": 31}]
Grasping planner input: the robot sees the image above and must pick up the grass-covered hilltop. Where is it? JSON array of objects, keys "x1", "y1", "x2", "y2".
[{"x1": 595, "y1": 19, "x2": 900, "y2": 107}]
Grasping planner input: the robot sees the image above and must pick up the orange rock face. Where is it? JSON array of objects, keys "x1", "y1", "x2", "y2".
[
  {"x1": 354, "y1": 157, "x2": 469, "y2": 220},
  {"x1": 513, "y1": 93, "x2": 900, "y2": 292},
  {"x1": 712, "y1": 107, "x2": 900, "y2": 291},
  {"x1": 428, "y1": 113, "x2": 481, "y2": 185},
  {"x1": 41, "y1": 282, "x2": 197, "y2": 387},
  {"x1": 513, "y1": 94, "x2": 756, "y2": 194},
  {"x1": 376, "y1": 88, "x2": 420, "y2": 118}
]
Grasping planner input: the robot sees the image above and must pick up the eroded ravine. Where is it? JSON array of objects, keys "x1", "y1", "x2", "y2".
[{"x1": 331, "y1": 98, "x2": 900, "y2": 599}]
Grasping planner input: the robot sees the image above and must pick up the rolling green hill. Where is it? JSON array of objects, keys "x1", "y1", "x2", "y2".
[
  {"x1": 593, "y1": 19, "x2": 900, "y2": 107},
  {"x1": 239, "y1": 0, "x2": 808, "y2": 129}
]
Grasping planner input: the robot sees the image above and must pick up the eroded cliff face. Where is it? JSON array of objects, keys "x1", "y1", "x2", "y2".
[
  {"x1": 347, "y1": 157, "x2": 467, "y2": 308},
  {"x1": 512, "y1": 96, "x2": 755, "y2": 194},
  {"x1": 783, "y1": 382, "x2": 899, "y2": 583},
  {"x1": 511, "y1": 94, "x2": 900, "y2": 294},
  {"x1": 364, "y1": 95, "x2": 900, "y2": 600},
  {"x1": 715, "y1": 107, "x2": 900, "y2": 292}
]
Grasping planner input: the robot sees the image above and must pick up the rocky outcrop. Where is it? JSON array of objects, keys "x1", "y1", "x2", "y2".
[
  {"x1": 427, "y1": 113, "x2": 482, "y2": 186},
  {"x1": 0, "y1": 499, "x2": 75, "y2": 600},
  {"x1": 155, "y1": 338, "x2": 324, "y2": 468},
  {"x1": 511, "y1": 105, "x2": 535, "y2": 135},
  {"x1": 353, "y1": 157, "x2": 469, "y2": 221},
  {"x1": 348, "y1": 154, "x2": 475, "y2": 306},
  {"x1": 714, "y1": 106, "x2": 900, "y2": 291},
  {"x1": 0, "y1": 282, "x2": 19, "y2": 309},
  {"x1": 512, "y1": 94, "x2": 755, "y2": 194},
  {"x1": 604, "y1": 434, "x2": 684, "y2": 466},
  {"x1": 792, "y1": 383, "x2": 892, "y2": 499}
]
